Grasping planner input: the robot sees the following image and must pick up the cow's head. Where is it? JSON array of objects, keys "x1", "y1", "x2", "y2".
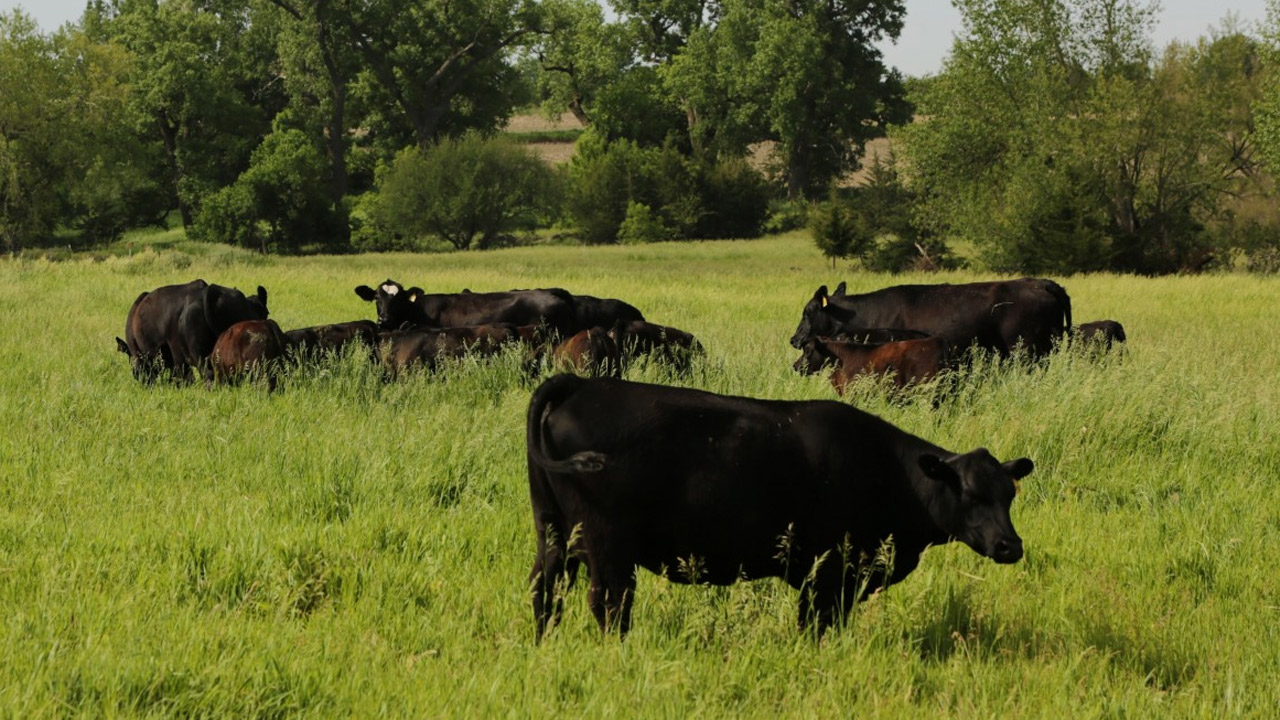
[
  {"x1": 790, "y1": 285, "x2": 855, "y2": 349},
  {"x1": 355, "y1": 279, "x2": 425, "y2": 330},
  {"x1": 918, "y1": 449, "x2": 1033, "y2": 564}
]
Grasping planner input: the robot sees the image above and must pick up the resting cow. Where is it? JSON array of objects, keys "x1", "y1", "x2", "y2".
[
  {"x1": 526, "y1": 375, "x2": 1033, "y2": 639},
  {"x1": 211, "y1": 319, "x2": 290, "y2": 391},
  {"x1": 285, "y1": 320, "x2": 380, "y2": 361},
  {"x1": 1073, "y1": 320, "x2": 1126, "y2": 349},
  {"x1": 355, "y1": 279, "x2": 576, "y2": 336},
  {"x1": 790, "y1": 279, "x2": 1071, "y2": 358},
  {"x1": 803, "y1": 335, "x2": 950, "y2": 394},
  {"x1": 376, "y1": 324, "x2": 519, "y2": 378},
  {"x1": 551, "y1": 327, "x2": 622, "y2": 378},
  {"x1": 116, "y1": 280, "x2": 270, "y2": 384}
]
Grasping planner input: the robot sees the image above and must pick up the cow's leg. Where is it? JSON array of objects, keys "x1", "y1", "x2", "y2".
[
  {"x1": 587, "y1": 560, "x2": 636, "y2": 637},
  {"x1": 529, "y1": 518, "x2": 569, "y2": 642}
]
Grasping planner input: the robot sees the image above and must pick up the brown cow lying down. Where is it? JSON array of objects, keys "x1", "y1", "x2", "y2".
[
  {"x1": 1073, "y1": 320, "x2": 1126, "y2": 350},
  {"x1": 552, "y1": 327, "x2": 622, "y2": 378},
  {"x1": 211, "y1": 319, "x2": 290, "y2": 391},
  {"x1": 375, "y1": 324, "x2": 522, "y2": 378},
  {"x1": 807, "y1": 335, "x2": 950, "y2": 394}
]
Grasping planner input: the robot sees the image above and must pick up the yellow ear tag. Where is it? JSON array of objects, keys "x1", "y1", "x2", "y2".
[
  {"x1": 1013, "y1": 479, "x2": 1022, "y2": 497},
  {"x1": 409, "y1": 293, "x2": 418, "y2": 302},
  {"x1": 821, "y1": 296, "x2": 828, "y2": 307}
]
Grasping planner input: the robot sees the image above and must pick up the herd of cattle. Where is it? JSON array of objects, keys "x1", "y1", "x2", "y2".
[
  {"x1": 114, "y1": 278, "x2": 702, "y2": 387},
  {"x1": 116, "y1": 275, "x2": 1125, "y2": 639}
]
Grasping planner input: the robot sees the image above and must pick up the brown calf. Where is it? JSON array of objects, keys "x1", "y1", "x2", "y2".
[
  {"x1": 552, "y1": 327, "x2": 622, "y2": 378},
  {"x1": 211, "y1": 319, "x2": 290, "y2": 390},
  {"x1": 812, "y1": 335, "x2": 949, "y2": 395}
]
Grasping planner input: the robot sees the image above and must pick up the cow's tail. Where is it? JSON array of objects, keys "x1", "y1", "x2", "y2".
[
  {"x1": 1041, "y1": 279, "x2": 1072, "y2": 333},
  {"x1": 526, "y1": 374, "x2": 608, "y2": 473}
]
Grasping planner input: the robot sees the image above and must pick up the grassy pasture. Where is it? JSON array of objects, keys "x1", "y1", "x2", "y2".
[{"x1": 1, "y1": 233, "x2": 1278, "y2": 717}]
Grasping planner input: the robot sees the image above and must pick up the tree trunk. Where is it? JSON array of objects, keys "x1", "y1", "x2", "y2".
[{"x1": 156, "y1": 112, "x2": 193, "y2": 228}]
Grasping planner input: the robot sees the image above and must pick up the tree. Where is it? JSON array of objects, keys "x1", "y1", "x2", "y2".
[
  {"x1": 659, "y1": 0, "x2": 910, "y2": 198},
  {"x1": 0, "y1": 11, "x2": 150, "y2": 250},
  {"x1": 86, "y1": 0, "x2": 278, "y2": 229},
  {"x1": 897, "y1": 0, "x2": 1261, "y2": 274},
  {"x1": 334, "y1": 0, "x2": 543, "y2": 151}
]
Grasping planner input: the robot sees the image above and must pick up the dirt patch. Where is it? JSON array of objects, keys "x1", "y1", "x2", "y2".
[{"x1": 504, "y1": 113, "x2": 585, "y2": 134}]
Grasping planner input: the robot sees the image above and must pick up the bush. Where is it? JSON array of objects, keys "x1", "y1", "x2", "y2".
[
  {"x1": 810, "y1": 193, "x2": 872, "y2": 267},
  {"x1": 566, "y1": 131, "x2": 774, "y2": 243},
  {"x1": 192, "y1": 129, "x2": 342, "y2": 253},
  {"x1": 369, "y1": 132, "x2": 557, "y2": 250},
  {"x1": 618, "y1": 202, "x2": 669, "y2": 244}
]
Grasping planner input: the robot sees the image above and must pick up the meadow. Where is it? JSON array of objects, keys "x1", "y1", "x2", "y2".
[{"x1": 1, "y1": 233, "x2": 1278, "y2": 717}]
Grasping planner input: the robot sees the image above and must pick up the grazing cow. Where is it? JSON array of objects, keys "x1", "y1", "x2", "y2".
[
  {"x1": 526, "y1": 375, "x2": 1033, "y2": 639},
  {"x1": 285, "y1": 320, "x2": 380, "y2": 361},
  {"x1": 375, "y1": 324, "x2": 519, "y2": 378},
  {"x1": 572, "y1": 295, "x2": 644, "y2": 334},
  {"x1": 354, "y1": 279, "x2": 576, "y2": 336},
  {"x1": 1073, "y1": 320, "x2": 1126, "y2": 349},
  {"x1": 211, "y1": 319, "x2": 290, "y2": 390},
  {"x1": 803, "y1": 335, "x2": 950, "y2": 394},
  {"x1": 116, "y1": 280, "x2": 270, "y2": 383},
  {"x1": 790, "y1": 279, "x2": 1071, "y2": 358},
  {"x1": 616, "y1": 320, "x2": 703, "y2": 372},
  {"x1": 552, "y1": 327, "x2": 622, "y2": 378}
]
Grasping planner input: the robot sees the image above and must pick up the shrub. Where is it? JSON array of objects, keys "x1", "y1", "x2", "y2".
[
  {"x1": 193, "y1": 129, "x2": 341, "y2": 253},
  {"x1": 370, "y1": 132, "x2": 557, "y2": 250},
  {"x1": 566, "y1": 131, "x2": 774, "y2": 243},
  {"x1": 618, "y1": 202, "x2": 669, "y2": 244}
]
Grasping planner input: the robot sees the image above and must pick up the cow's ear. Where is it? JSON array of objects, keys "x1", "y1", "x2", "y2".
[
  {"x1": 813, "y1": 285, "x2": 828, "y2": 308},
  {"x1": 116, "y1": 337, "x2": 130, "y2": 355},
  {"x1": 1003, "y1": 457, "x2": 1034, "y2": 480},
  {"x1": 257, "y1": 286, "x2": 268, "y2": 306},
  {"x1": 833, "y1": 281, "x2": 847, "y2": 296},
  {"x1": 918, "y1": 454, "x2": 958, "y2": 484},
  {"x1": 355, "y1": 285, "x2": 377, "y2": 302},
  {"x1": 408, "y1": 287, "x2": 424, "y2": 303}
]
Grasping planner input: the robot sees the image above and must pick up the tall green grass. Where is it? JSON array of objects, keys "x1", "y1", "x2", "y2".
[{"x1": 1, "y1": 233, "x2": 1278, "y2": 716}]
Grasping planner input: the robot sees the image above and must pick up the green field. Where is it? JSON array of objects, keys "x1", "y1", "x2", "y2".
[{"x1": 1, "y1": 233, "x2": 1278, "y2": 717}]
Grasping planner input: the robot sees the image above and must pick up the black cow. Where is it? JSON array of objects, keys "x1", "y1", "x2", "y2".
[
  {"x1": 616, "y1": 320, "x2": 703, "y2": 373},
  {"x1": 790, "y1": 279, "x2": 1071, "y2": 358},
  {"x1": 285, "y1": 320, "x2": 380, "y2": 361},
  {"x1": 526, "y1": 375, "x2": 1033, "y2": 639},
  {"x1": 1073, "y1": 320, "x2": 1126, "y2": 349},
  {"x1": 572, "y1": 295, "x2": 644, "y2": 334},
  {"x1": 354, "y1": 279, "x2": 576, "y2": 336},
  {"x1": 116, "y1": 280, "x2": 269, "y2": 383}
]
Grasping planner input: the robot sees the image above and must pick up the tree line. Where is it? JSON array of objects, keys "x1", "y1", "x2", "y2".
[{"x1": 3, "y1": 0, "x2": 1280, "y2": 274}]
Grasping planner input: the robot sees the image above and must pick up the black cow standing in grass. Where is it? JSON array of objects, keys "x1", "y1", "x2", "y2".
[
  {"x1": 790, "y1": 279, "x2": 1071, "y2": 358},
  {"x1": 526, "y1": 375, "x2": 1033, "y2": 640},
  {"x1": 117, "y1": 279, "x2": 270, "y2": 384},
  {"x1": 354, "y1": 279, "x2": 577, "y2": 337}
]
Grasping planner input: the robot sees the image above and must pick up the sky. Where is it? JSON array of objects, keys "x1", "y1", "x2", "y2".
[{"x1": 1, "y1": 0, "x2": 1273, "y2": 77}]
